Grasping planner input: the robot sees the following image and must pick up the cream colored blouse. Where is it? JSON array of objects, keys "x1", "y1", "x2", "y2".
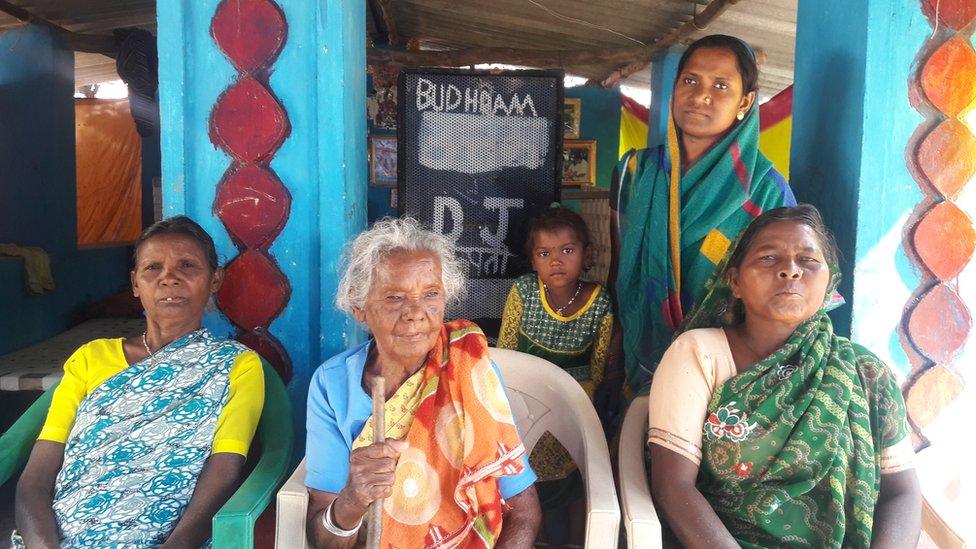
[{"x1": 647, "y1": 328, "x2": 914, "y2": 473}]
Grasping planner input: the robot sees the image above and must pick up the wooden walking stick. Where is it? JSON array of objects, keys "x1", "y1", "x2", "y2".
[{"x1": 366, "y1": 376, "x2": 386, "y2": 549}]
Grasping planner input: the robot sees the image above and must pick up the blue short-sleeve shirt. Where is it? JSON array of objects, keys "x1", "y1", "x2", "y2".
[{"x1": 305, "y1": 340, "x2": 536, "y2": 498}]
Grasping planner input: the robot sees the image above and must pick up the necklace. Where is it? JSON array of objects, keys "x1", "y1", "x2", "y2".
[
  {"x1": 142, "y1": 331, "x2": 157, "y2": 366},
  {"x1": 545, "y1": 281, "x2": 582, "y2": 316}
]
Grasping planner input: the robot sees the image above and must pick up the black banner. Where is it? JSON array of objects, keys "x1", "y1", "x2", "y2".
[{"x1": 398, "y1": 68, "x2": 563, "y2": 336}]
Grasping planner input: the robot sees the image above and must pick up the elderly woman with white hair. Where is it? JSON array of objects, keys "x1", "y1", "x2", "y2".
[{"x1": 304, "y1": 217, "x2": 542, "y2": 548}]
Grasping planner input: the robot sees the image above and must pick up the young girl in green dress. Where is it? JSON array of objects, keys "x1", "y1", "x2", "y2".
[{"x1": 497, "y1": 206, "x2": 615, "y2": 545}]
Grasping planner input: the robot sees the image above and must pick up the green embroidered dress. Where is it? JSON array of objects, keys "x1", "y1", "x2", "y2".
[{"x1": 498, "y1": 273, "x2": 612, "y2": 481}]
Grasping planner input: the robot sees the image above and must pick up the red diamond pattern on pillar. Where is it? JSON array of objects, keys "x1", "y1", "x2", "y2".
[
  {"x1": 209, "y1": 76, "x2": 289, "y2": 163},
  {"x1": 917, "y1": 118, "x2": 976, "y2": 199},
  {"x1": 210, "y1": 0, "x2": 292, "y2": 384},
  {"x1": 238, "y1": 327, "x2": 292, "y2": 383},
  {"x1": 920, "y1": 37, "x2": 976, "y2": 118},
  {"x1": 907, "y1": 283, "x2": 971, "y2": 363},
  {"x1": 211, "y1": 0, "x2": 287, "y2": 73},
  {"x1": 926, "y1": 0, "x2": 976, "y2": 31},
  {"x1": 215, "y1": 164, "x2": 291, "y2": 249},
  {"x1": 217, "y1": 249, "x2": 291, "y2": 332},
  {"x1": 913, "y1": 201, "x2": 976, "y2": 280}
]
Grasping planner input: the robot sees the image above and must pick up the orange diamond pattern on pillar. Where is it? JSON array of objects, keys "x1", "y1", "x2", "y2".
[
  {"x1": 926, "y1": 0, "x2": 976, "y2": 31},
  {"x1": 920, "y1": 37, "x2": 976, "y2": 118},
  {"x1": 906, "y1": 365, "x2": 965, "y2": 430},
  {"x1": 917, "y1": 119, "x2": 976, "y2": 199},
  {"x1": 906, "y1": 283, "x2": 971, "y2": 364},
  {"x1": 913, "y1": 201, "x2": 976, "y2": 281},
  {"x1": 905, "y1": 0, "x2": 973, "y2": 444}
]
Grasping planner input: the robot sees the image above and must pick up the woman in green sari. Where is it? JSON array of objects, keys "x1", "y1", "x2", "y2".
[
  {"x1": 612, "y1": 35, "x2": 796, "y2": 396},
  {"x1": 647, "y1": 205, "x2": 920, "y2": 548}
]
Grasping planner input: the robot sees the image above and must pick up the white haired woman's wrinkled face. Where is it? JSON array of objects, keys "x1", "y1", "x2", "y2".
[{"x1": 352, "y1": 249, "x2": 446, "y2": 369}]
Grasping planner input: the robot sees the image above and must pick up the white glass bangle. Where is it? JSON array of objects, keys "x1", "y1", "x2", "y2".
[{"x1": 321, "y1": 498, "x2": 363, "y2": 538}]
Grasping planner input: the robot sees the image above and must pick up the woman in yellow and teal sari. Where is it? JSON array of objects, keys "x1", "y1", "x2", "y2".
[
  {"x1": 647, "y1": 205, "x2": 920, "y2": 548},
  {"x1": 14, "y1": 217, "x2": 264, "y2": 548},
  {"x1": 612, "y1": 35, "x2": 796, "y2": 395}
]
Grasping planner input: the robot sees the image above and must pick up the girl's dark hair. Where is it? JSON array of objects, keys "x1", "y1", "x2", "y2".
[
  {"x1": 524, "y1": 206, "x2": 593, "y2": 258},
  {"x1": 727, "y1": 204, "x2": 840, "y2": 271},
  {"x1": 676, "y1": 34, "x2": 760, "y2": 94},
  {"x1": 133, "y1": 215, "x2": 220, "y2": 271}
]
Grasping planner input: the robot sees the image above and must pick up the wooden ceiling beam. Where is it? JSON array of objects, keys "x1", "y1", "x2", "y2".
[
  {"x1": 368, "y1": 0, "x2": 742, "y2": 88},
  {"x1": 368, "y1": 44, "x2": 652, "y2": 70},
  {"x1": 375, "y1": 0, "x2": 403, "y2": 48},
  {"x1": 0, "y1": 0, "x2": 117, "y2": 57}
]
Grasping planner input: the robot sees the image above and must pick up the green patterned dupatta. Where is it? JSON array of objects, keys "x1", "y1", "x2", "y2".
[{"x1": 680, "y1": 246, "x2": 909, "y2": 548}]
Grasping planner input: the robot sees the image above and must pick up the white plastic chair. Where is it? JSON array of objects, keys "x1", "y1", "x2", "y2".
[
  {"x1": 618, "y1": 395, "x2": 663, "y2": 549},
  {"x1": 275, "y1": 348, "x2": 620, "y2": 548},
  {"x1": 490, "y1": 347, "x2": 621, "y2": 549},
  {"x1": 275, "y1": 458, "x2": 310, "y2": 549}
]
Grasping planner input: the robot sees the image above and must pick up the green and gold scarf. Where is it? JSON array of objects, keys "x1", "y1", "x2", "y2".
[{"x1": 614, "y1": 103, "x2": 795, "y2": 396}]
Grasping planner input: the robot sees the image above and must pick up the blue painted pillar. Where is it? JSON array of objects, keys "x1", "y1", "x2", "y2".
[
  {"x1": 790, "y1": 0, "x2": 927, "y2": 366},
  {"x1": 157, "y1": 0, "x2": 367, "y2": 446},
  {"x1": 647, "y1": 46, "x2": 684, "y2": 146}
]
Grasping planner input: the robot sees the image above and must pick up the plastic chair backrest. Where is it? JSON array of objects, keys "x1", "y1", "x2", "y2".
[
  {"x1": 0, "y1": 382, "x2": 58, "y2": 484},
  {"x1": 275, "y1": 349, "x2": 620, "y2": 549},
  {"x1": 488, "y1": 348, "x2": 620, "y2": 549}
]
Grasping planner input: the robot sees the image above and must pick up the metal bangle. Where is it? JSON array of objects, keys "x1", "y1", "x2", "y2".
[{"x1": 321, "y1": 498, "x2": 363, "y2": 538}]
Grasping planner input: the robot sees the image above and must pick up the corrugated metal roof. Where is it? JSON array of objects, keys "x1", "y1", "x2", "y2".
[
  {"x1": 688, "y1": 0, "x2": 797, "y2": 98},
  {"x1": 376, "y1": 0, "x2": 796, "y2": 98},
  {"x1": 0, "y1": 0, "x2": 795, "y2": 96}
]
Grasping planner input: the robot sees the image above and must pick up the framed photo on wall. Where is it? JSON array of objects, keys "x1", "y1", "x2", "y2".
[
  {"x1": 369, "y1": 135, "x2": 397, "y2": 187},
  {"x1": 563, "y1": 97, "x2": 581, "y2": 139},
  {"x1": 562, "y1": 140, "x2": 597, "y2": 186}
]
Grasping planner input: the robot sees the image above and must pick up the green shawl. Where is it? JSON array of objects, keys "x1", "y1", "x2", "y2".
[
  {"x1": 614, "y1": 103, "x2": 795, "y2": 395},
  {"x1": 678, "y1": 236, "x2": 910, "y2": 548}
]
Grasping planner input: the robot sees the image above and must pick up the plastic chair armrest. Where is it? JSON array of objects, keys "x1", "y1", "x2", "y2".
[
  {"x1": 577, "y1": 393, "x2": 621, "y2": 549},
  {"x1": 212, "y1": 362, "x2": 293, "y2": 548},
  {"x1": 0, "y1": 384, "x2": 58, "y2": 485},
  {"x1": 619, "y1": 395, "x2": 662, "y2": 549},
  {"x1": 274, "y1": 458, "x2": 309, "y2": 549}
]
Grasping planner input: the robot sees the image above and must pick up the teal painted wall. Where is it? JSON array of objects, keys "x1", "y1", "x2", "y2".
[
  {"x1": 791, "y1": 0, "x2": 928, "y2": 371},
  {"x1": 0, "y1": 26, "x2": 130, "y2": 356},
  {"x1": 566, "y1": 87, "x2": 621, "y2": 189}
]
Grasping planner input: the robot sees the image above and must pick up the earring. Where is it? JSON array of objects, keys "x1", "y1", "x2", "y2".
[{"x1": 736, "y1": 110, "x2": 745, "y2": 121}]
